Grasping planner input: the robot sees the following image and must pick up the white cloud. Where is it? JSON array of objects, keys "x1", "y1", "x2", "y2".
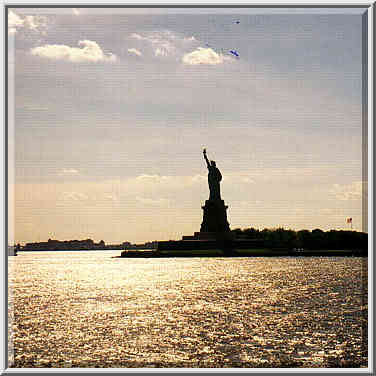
[
  {"x1": 130, "y1": 33, "x2": 144, "y2": 40},
  {"x1": 59, "y1": 168, "x2": 79, "y2": 176},
  {"x1": 104, "y1": 194, "x2": 118, "y2": 201},
  {"x1": 24, "y1": 15, "x2": 46, "y2": 30},
  {"x1": 24, "y1": 104, "x2": 49, "y2": 111},
  {"x1": 330, "y1": 181, "x2": 365, "y2": 201},
  {"x1": 155, "y1": 47, "x2": 171, "y2": 57},
  {"x1": 8, "y1": 10, "x2": 24, "y2": 34},
  {"x1": 136, "y1": 196, "x2": 171, "y2": 207},
  {"x1": 184, "y1": 36, "x2": 197, "y2": 42},
  {"x1": 132, "y1": 174, "x2": 205, "y2": 190},
  {"x1": 241, "y1": 177, "x2": 255, "y2": 184},
  {"x1": 128, "y1": 48, "x2": 142, "y2": 56},
  {"x1": 222, "y1": 172, "x2": 257, "y2": 185},
  {"x1": 59, "y1": 191, "x2": 88, "y2": 201},
  {"x1": 130, "y1": 30, "x2": 196, "y2": 58},
  {"x1": 31, "y1": 40, "x2": 117, "y2": 63},
  {"x1": 105, "y1": 173, "x2": 207, "y2": 200},
  {"x1": 182, "y1": 47, "x2": 230, "y2": 65},
  {"x1": 135, "y1": 174, "x2": 161, "y2": 181},
  {"x1": 129, "y1": 172, "x2": 264, "y2": 195},
  {"x1": 238, "y1": 200, "x2": 262, "y2": 207},
  {"x1": 8, "y1": 11, "x2": 47, "y2": 34},
  {"x1": 72, "y1": 8, "x2": 80, "y2": 16},
  {"x1": 191, "y1": 174, "x2": 206, "y2": 183}
]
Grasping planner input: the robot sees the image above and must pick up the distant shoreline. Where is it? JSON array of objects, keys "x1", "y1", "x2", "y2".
[
  {"x1": 18, "y1": 249, "x2": 120, "y2": 253},
  {"x1": 117, "y1": 248, "x2": 367, "y2": 258},
  {"x1": 15, "y1": 248, "x2": 367, "y2": 258}
]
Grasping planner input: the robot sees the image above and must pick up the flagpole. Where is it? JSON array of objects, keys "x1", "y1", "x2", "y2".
[{"x1": 346, "y1": 217, "x2": 353, "y2": 230}]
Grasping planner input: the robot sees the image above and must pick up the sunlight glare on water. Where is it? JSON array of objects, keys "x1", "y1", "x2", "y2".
[{"x1": 9, "y1": 251, "x2": 367, "y2": 368}]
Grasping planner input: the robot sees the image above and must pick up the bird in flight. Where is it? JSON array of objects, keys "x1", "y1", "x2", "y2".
[{"x1": 229, "y1": 50, "x2": 239, "y2": 58}]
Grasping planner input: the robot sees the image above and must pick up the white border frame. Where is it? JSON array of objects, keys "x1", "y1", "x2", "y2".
[{"x1": 1, "y1": 2, "x2": 373, "y2": 374}]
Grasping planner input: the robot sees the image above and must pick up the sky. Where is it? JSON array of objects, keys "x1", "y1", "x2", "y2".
[{"x1": 8, "y1": 7, "x2": 368, "y2": 244}]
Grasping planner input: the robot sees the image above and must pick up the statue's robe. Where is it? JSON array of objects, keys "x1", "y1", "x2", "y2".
[{"x1": 208, "y1": 166, "x2": 222, "y2": 200}]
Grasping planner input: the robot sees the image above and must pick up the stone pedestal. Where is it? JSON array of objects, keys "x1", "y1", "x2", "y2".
[
  {"x1": 200, "y1": 199, "x2": 230, "y2": 233},
  {"x1": 157, "y1": 196, "x2": 264, "y2": 254}
]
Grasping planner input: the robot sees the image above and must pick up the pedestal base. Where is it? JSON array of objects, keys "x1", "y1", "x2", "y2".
[
  {"x1": 200, "y1": 199, "x2": 230, "y2": 233},
  {"x1": 156, "y1": 238, "x2": 264, "y2": 252},
  {"x1": 156, "y1": 198, "x2": 258, "y2": 254}
]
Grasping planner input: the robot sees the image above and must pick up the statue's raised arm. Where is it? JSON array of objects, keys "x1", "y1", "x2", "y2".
[
  {"x1": 202, "y1": 149, "x2": 222, "y2": 200},
  {"x1": 203, "y1": 148, "x2": 210, "y2": 169}
]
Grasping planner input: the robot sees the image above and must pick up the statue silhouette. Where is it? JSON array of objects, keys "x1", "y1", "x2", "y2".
[{"x1": 203, "y1": 149, "x2": 222, "y2": 200}]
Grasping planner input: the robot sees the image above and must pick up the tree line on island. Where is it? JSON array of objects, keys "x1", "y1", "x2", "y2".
[{"x1": 231, "y1": 227, "x2": 368, "y2": 251}]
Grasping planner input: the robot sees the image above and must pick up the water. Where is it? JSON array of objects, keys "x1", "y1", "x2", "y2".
[{"x1": 9, "y1": 251, "x2": 367, "y2": 368}]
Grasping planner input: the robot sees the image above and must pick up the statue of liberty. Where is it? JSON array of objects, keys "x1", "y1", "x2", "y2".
[{"x1": 203, "y1": 148, "x2": 222, "y2": 200}]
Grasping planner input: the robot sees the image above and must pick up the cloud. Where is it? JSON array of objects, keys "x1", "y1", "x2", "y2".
[
  {"x1": 129, "y1": 172, "x2": 263, "y2": 196},
  {"x1": 130, "y1": 33, "x2": 144, "y2": 40},
  {"x1": 23, "y1": 104, "x2": 49, "y2": 111},
  {"x1": 132, "y1": 174, "x2": 205, "y2": 190},
  {"x1": 330, "y1": 181, "x2": 365, "y2": 201},
  {"x1": 8, "y1": 10, "x2": 24, "y2": 34},
  {"x1": 155, "y1": 47, "x2": 171, "y2": 57},
  {"x1": 106, "y1": 173, "x2": 208, "y2": 200},
  {"x1": 191, "y1": 174, "x2": 206, "y2": 183},
  {"x1": 104, "y1": 194, "x2": 118, "y2": 201},
  {"x1": 238, "y1": 200, "x2": 262, "y2": 207},
  {"x1": 59, "y1": 168, "x2": 79, "y2": 176},
  {"x1": 8, "y1": 10, "x2": 47, "y2": 34},
  {"x1": 128, "y1": 48, "x2": 142, "y2": 56},
  {"x1": 130, "y1": 32, "x2": 175, "y2": 57},
  {"x1": 130, "y1": 30, "x2": 196, "y2": 58},
  {"x1": 184, "y1": 36, "x2": 197, "y2": 42},
  {"x1": 136, "y1": 196, "x2": 171, "y2": 207},
  {"x1": 24, "y1": 15, "x2": 46, "y2": 30},
  {"x1": 135, "y1": 174, "x2": 163, "y2": 182},
  {"x1": 182, "y1": 47, "x2": 230, "y2": 65},
  {"x1": 222, "y1": 172, "x2": 257, "y2": 185},
  {"x1": 59, "y1": 191, "x2": 88, "y2": 201},
  {"x1": 241, "y1": 177, "x2": 255, "y2": 184},
  {"x1": 72, "y1": 8, "x2": 80, "y2": 16},
  {"x1": 31, "y1": 40, "x2": 117, "y2": 63}
]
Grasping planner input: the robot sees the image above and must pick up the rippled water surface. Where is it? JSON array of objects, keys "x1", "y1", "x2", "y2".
[{"x1": 9, "y1": 251, "x2": 367, "y2": 368}]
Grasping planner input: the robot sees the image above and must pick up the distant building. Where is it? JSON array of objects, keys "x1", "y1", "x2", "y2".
[{"x1": 22, "y1": 239, "x2": 159, "y2": 251}]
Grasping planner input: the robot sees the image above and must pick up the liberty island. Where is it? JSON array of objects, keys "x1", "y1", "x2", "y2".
[{"x1": 145, "y1": 149, "x2": 262, "y2": 255}]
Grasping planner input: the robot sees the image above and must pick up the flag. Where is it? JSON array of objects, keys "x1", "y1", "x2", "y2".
[{"x1": 346, "y1": 218, "x2": 352, "y2": 224}]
